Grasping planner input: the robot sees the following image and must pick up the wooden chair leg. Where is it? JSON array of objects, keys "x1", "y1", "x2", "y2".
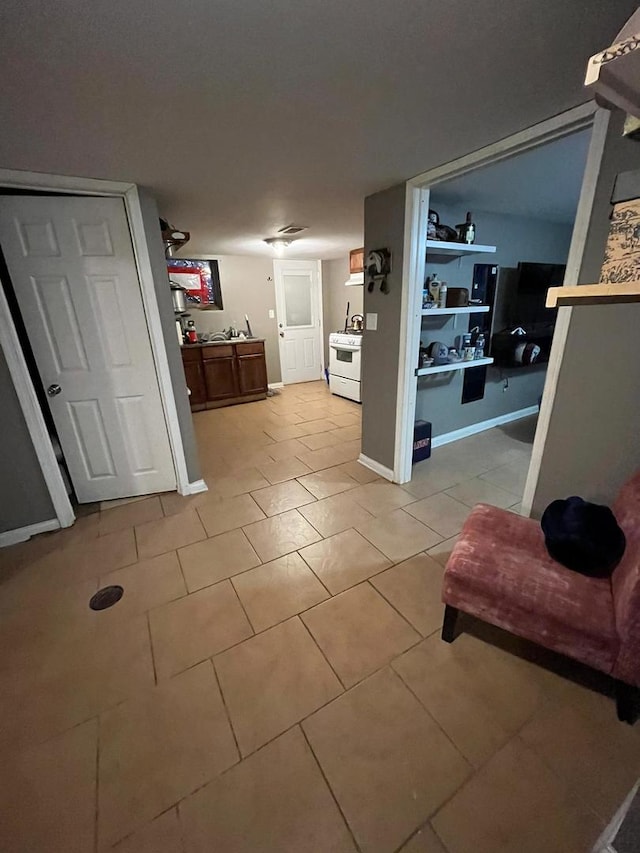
[
  {"x1": 441, "y1": 604, "x2": 459, "y2": 643},
  {"x1": 615, "y1": 680, "x2": 639, "y2": 725}
]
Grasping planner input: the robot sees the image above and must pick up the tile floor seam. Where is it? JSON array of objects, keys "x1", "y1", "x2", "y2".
[
  {"x1": 111, "y1": 803, "x2": 182, "y2": 852},
  {"x1": 145, "y1": 581, "x2": 376, "y2": 680},
  {"x1": 354, "y1": 515, "x2": 444, "y2": 562},
  {"x1": 390, "y1": 659, "x2": 475, "y2": 774},
  {"x1": 391, "y1": 820, "x2": 451, "y2": 853},
  {"x1": 363, "y1": 578, "x2": 430, "y2": 639},
  {"x1": 228, "y1": 574, "x2": 258, "y2": 634},
  {"x1": 511, "y1": 730, "x2": 609, "y2": 828},
  {"x1": 209, "y1": 659, "x2": 242, "y2": 763},
  {"x1": 298, "y1": 723, "x2": 363, "y2": 853},
  {"x1": 146, "y1": 611, "x2": 158, "y2": 686},
  {"x1": 295, "y1": 548, "x2": 335, "y2": 598},
  {"x1": 297, "y1": 614, "x2": 349, "y2": 690},
  {"x1": 398, "y1": 503, "x2": 453, "y2": 536}
]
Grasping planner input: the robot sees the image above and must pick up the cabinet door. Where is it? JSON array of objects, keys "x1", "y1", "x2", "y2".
[
  {"x1": 203, "y1": 356, "x2": 238, "y2": 400},
  {"x1": 183, "y1": 360, "x2": 206, "y2": 407},
  {"x1": 237, "y1": 354, "x2": 268, "y2": 394}
]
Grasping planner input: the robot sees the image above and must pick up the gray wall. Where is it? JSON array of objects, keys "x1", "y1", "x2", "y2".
[
  {"x1": 138, "y1": 188, "x2": 202, "y2": 484},
  {"x1": 0, "y1": 345, "x2": 55, "y2": 533},
  {"x1": 175, "y1": 253, "x2": 282, "y2": 385},
  {"x1": 531, "y1": 111, "x2": 640, "y2": 515},
  {"x1": 321, "y1": 257, "x2": 364, "y2": 364},
  {"x1": 361, "y1": 183, "x2": 408, "y2": 470},
  {"x1": 416, "y1": 206, "x2": 573, "y2": 437}
]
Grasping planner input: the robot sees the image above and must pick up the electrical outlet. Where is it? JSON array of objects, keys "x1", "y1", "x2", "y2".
[
  {"x1": 366, "y1": 312, "x2": 378, "y2": 331},
  {"x1": 268, "y1": 309, "x2": 275, "y2": 319}
]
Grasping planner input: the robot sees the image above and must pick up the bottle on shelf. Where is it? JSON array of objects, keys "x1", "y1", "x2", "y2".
[
  {"x1": 428, "y1": 272, "x2": 441, "y2": 305},
  {"x1": 456, "y1": 211, "x2": 476, "y2": 244},
  {"x1": 438, "y1": 281, "x2": 448, "y2": 308},
  {"x1": 474, "y1": 333, "x2": 486, "y2": 360},
  {"x1": 462, "y1": 333, "x2": 475, "y2": 361}
]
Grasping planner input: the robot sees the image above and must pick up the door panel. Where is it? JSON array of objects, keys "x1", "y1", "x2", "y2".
[
  {"x1": 67, "y1": 399, "x2": 116, "y2": 479},
  {"x1": 88, "y1": 276, "x2": 132, "y2": 368},
  {"x1": 237, "y1": 354, "x2": 267, "y2": 394},
  {"x1": 203, "y1": 357, "x2": 238, "y2": 400},
  {"x1": 274, "y1": 259, "x2": 322, "y2": 384},
  {"x1": 0, "y1": 196, "x2": 176, "y2": 502},
  {"x1": 183, "y1": 360, "x2": 206, "y2": 406},
  {"x1": 31, "y1": 275, "x2": 90, "y2": 371}
]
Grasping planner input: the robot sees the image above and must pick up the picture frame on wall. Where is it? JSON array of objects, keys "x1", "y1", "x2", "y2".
[{"x1": 167, "y1": 258, "x2": 223, "y2": 309}]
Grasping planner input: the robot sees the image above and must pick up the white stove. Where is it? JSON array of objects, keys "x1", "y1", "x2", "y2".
[{"x1": 328, "y1": 331, "x2": 363, "y2": 402}]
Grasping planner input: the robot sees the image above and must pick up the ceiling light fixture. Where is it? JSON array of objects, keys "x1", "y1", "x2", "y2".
[{"x1": 263, "y1": 237, "x2": 292, "y2": 256}]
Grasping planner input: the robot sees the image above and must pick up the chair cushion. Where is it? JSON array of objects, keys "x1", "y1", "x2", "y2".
[{"x1": 443, "y1": 504, "x2": 619, "y2": 674}]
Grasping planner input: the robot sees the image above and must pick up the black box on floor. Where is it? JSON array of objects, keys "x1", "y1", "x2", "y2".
[{"x1": 412, "y1": 420, "x2": 432, "y2": 464}]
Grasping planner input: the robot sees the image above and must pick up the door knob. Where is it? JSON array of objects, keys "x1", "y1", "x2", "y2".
[
  {"x1": 47, "y1": 384, "x2": 62, "y2": 397},
  {"x1": 279, "y1": 332, "x2": 284, "y2": 338}
]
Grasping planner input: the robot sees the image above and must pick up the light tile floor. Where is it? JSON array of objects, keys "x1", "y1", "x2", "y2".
[{"x1": 2, "y1": 381, "x2": 640, "y2": 852}]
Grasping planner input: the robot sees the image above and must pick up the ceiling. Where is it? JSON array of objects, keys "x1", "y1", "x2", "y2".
[
  {"x1": 431, "y1": 129, "x2": 592, "y2": 224},
  {"x1": 0, "y1": 1, "x2": 635, "y2": 259}
]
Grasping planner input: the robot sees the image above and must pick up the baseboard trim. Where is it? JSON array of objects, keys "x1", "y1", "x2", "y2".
[
  {"x1": 431, "y1": 406, "x2": 539, "y2": 449},
  {"x1": 358, "y1": 453, "x2": 395, "y2": 482},
  {"x1": 0, "y1": 518, "x2": 60, "y2": 548},
  {"x1": 182, "y1": 479, "x2": 209, "y2": 496},
  {"x1": 268, "y1": 382, "x2": 284, "y2": 390}
]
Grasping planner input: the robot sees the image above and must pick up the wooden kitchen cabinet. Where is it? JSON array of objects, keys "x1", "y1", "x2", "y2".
[
  {"x1": 203, "y1": 355, "x2": 238, "y2": 401},
  {"x1": 181, "y1": 339, "x2": 268, "y2": 410},
  {"x1": 183, "y1": 360, "x2": 206, "y2": 407},
  {"x1": 237, "y1": 355, "x2": 267, "y2": 394}
]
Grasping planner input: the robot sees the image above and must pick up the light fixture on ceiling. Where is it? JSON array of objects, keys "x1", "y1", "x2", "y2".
[{"x1": 263, "y1": 237, "x2": 292, "y2": 256}]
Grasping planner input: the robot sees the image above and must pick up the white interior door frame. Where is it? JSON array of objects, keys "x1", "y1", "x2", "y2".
[
  {"x1": 394, "y1": 101, "x2": 607, "y2": 487},
  {"x1": 0, "y1": 168, "x2": 192, "y2": 532}
]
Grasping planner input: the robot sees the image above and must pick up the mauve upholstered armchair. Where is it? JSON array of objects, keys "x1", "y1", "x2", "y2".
[{"x1": 441, "y1": 471, "x2": 640, "y2": 723}]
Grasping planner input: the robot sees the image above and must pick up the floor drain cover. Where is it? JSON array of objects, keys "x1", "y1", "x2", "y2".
[{"x1": 89, "y1": 585, "x2": 124, "y2": 611}]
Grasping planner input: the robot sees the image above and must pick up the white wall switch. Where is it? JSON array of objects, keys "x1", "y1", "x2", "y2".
[
  {"x1": 268, "y1": 309, "x2": 275, "y2": 319},
  {"x1": 366, "y1": 312, "x2": 378, "y2": 331}
]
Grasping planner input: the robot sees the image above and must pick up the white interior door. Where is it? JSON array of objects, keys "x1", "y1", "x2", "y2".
[
  {"x1": 0, "y1": 195, "x2": 176, "y2": 503},
  {"x1": 273, "y1": 258, "x2": 323, "y2": 384}
]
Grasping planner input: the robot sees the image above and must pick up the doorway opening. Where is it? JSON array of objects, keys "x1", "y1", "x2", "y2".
[{"x1": 393, "y1": 104, "x2": 608, "y2": 517}]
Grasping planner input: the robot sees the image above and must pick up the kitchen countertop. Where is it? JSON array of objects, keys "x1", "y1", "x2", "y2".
[{"x1": 181, "y1": 337, "x2": 265, "y2": 348}]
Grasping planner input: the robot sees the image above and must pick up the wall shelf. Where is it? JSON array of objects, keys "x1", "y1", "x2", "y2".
[
  {"x1": 546, "y1": 281, "x2": 640, "y2": 307},
  {"x1": 421, "y1": 305, "x2": 490, "y2": 316},
  {"x1": 415, "y1": 357, "x2": 494, "y2": 377},
  {"x1": 426, "y1": 240, "x2": 497, "y2": 258}
]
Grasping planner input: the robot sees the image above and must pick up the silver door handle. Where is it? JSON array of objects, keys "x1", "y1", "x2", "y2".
[{"x1": 47, "y1": 384, "x2": 62, "y2": 397}]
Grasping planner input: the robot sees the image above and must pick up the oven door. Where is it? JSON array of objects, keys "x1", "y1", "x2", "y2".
[{"x1": 329, "y1": 343, "x2": 361, "y2": 381}]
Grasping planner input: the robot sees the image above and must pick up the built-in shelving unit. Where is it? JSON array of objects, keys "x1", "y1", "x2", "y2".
[
  {"x1": 425, "y1": 240, "x2": 497, "y2": 258},
  {"x1": 421, "y1": 305, "x2": 490, "y2": 316},
  {"x1": 415, "y1": 356, "x2": 494, "y2": 377}
]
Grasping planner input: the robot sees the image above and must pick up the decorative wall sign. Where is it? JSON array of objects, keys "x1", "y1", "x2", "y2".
[{"x1": 366, "y1": 248, "x2": 392, "y2": 293}]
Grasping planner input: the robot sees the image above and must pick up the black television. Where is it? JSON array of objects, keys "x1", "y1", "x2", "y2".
[{"x1": 511, "y1": 262, "x2": 565, "y2": 330}]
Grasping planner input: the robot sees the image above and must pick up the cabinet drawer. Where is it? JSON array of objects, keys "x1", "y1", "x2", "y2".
[
  {"x1": 181, "y1": 346, "x2": 202, "y2": 362},
  {"x1": 235, "y1": 341, "x2": 264, "y2": 356},
  {"x1": 202, "y1": 344, "x2": 234, "y2": 359}
]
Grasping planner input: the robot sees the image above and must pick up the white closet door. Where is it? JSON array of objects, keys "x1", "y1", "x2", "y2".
[{"x1": 0, "y1": 195, "x2": 175, "y2": 502}]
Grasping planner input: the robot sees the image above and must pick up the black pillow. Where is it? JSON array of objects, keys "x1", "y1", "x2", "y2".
[{"x1": 540, "y1": 496, "x2": 626, "y2": 578}]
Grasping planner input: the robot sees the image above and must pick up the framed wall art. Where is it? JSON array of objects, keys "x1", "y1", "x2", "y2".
[{"x1": 167, "y1": 258, "x2": 223, "y2": 309}]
